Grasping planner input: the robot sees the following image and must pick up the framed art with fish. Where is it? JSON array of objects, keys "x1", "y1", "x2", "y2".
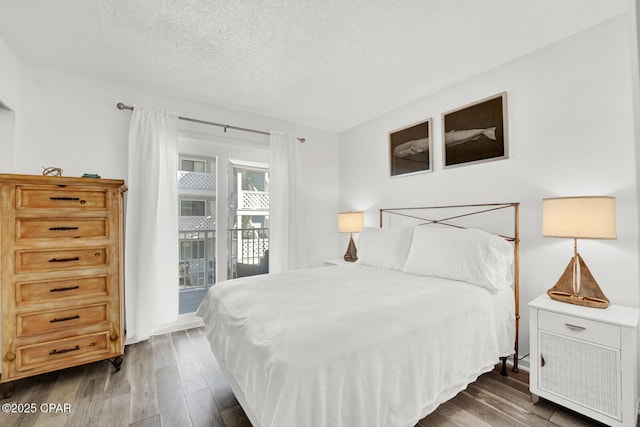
[
  {"x1": 442, "y1": 92, "x2": 508, "y2": 168},
  {"x1": 389, "y1": 118, "x2": 432, "y2": 177}
]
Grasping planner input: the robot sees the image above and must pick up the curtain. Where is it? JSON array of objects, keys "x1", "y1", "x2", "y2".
[
  {"x1": 269, "y1": 131, "x2": 307, "y2": 273},
  {"x1": 125, "y1": 105, "x2": 179, "y2": 342}
]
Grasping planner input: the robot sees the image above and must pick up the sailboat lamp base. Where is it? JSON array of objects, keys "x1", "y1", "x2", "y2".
[
  {"x1": 546, "y1": 253, "x2": 609, "y2": 309},
  {"x1": 547, "y1": 291, "x2": 609, "y2": 309}
]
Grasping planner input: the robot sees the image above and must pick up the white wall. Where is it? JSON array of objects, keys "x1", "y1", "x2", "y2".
[
  {"x1": 0, "y1": 37, "x2": 22, "y2": 173},
  {"x1": 13, "y1": 65, "x2": 340, "y2": 268},
  {"x1": 625, "y1": 0, "x2": 640, "y2": 387},
  {"x1": 338, "y1": 14, "x2": 640, "y2": 362},
  {"x1": 0, "y1": 37, "x2": 21, "y2": 110}
]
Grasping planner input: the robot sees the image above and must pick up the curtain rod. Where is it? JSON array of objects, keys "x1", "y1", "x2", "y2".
[{"x1": 116, "y1": 103, "x2": 305, "y2": 143}]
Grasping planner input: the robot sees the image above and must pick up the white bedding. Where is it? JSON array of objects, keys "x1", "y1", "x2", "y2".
[{"x1": 197, "y1": 264, "x2": 515, "y2": 427}]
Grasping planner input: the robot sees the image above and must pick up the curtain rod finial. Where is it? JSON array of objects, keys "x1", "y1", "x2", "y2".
[{"x1": 116, "y1": 103, "x2": 133, "y2": 111}]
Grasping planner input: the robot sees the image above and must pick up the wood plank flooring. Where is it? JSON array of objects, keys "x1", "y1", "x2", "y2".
[{"x1": 0, "y1": 327, "x2": 615, "y2": 426}]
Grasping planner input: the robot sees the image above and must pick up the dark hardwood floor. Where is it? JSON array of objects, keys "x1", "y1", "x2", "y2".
[{"x1": 0, "y1": 327, "x2": 614, "y2": 426}]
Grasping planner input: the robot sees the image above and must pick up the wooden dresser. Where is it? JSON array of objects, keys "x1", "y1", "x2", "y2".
[{"x1": 0, "y1": 174, "x2": 126, "y2": 384}]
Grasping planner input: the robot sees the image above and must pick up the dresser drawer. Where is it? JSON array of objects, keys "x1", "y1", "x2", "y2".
[
  {"x1": 16, "y1": 218, "x2": 108, "y2": 240},
  {"x1": 15, "y1": 331, "x2": 111, "y2": 373},
  {"x1": 15, "y1": 247, "x2": 107, "y2": 273},
  {"x1": 538, "y1": 310, "x2": 620, "y2": 348},
  {"x1": 16, "y1": 186, "x2": 107, "y2": 210},
  {"x1": 17, "y1": 303, "x2": 109, "y2": 337},
  {"x1": 16, "y1": 275, "x2": 108, "y2": 305}
]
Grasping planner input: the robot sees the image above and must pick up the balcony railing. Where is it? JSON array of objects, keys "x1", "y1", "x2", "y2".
[
  {"x1": 228, "y1": 228, "x2": 269, "y2": 279},
  {"x1": 179, "y1": 216, "x2": 215, "y2": 231},
  {"x1": 230, "y1": 190, "x2": 269, "y2": 211},
  {"x1": 240, "y1": 191, "x2": 269, "y2": 210},
  {"x1": 178, "y1": 171, "x2": 216, "y2": 190},
  {"x1": 178, "y1": 227, "x2": 269, "y2": 295},
  {"x1": 178, "y1": 227, "x2": 268, "y2": 313}
]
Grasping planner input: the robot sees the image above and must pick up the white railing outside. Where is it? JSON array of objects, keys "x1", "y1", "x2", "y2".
[
  {"x1": 239, "y1": 191, "x2": 269, "y2": 210},
  {"x1": 179, "y1": 216, "x2": 215, "y2": 231},
  {"x1": 178, "y1": 171, "x2": 216, "y2": 190}
]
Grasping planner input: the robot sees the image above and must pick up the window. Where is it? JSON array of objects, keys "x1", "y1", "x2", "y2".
[
  {"x1": 180, "y1": 159, "x2": 207, "y2": 173},
  {"x1": 180, "y1": 200, "x2": 206, "y2": 216}
]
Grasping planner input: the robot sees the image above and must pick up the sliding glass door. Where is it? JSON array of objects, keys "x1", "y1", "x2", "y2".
[
  {"x1": 176, "y1": 141, "x2": 269, "y2": 314},
  {"x1": 177, "y1": 155, "x2": 216, "y2": 314},
  {"x1": 227, "y1": 162, "x2": 269, "y2": 279}
]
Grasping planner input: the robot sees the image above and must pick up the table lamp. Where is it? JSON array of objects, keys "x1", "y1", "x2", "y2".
[
  {"x1": 338, "y1": 211, "x2": 364, "y2": 262},
  {"x1": 542, "y1": 196, "x2": 616, "y2": 308}
]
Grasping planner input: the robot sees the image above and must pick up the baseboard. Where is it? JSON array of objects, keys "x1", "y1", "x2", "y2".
[
  {"x1": 153, "y1": 313, "x2": 205, "y2": 336},
  {"x1": 124, "y1": 313, "x2": 205, "y2": 345}
]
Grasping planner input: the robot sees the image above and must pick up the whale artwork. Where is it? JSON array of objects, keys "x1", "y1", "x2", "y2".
[
  {"x1": 443, "y1": 92, "x2": 507, "y2": 167},
  {"x1": 389, "y1": 119, "x2": 431, "y2": 176},
  {"x1": 445, "y1": 127, "x2": 496, "y2": 147},
  {"x1": 393, "y1": 137, "x2": 429, "y2": 158}
]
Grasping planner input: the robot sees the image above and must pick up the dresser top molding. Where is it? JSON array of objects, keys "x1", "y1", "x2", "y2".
[{"x1": 0, "y1": 174, "x2": 126, "y2": 191}]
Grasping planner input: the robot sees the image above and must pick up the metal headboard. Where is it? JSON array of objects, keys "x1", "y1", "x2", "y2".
[{"x1": 379, "y1": 202, "x2": 520, "y2": 373}]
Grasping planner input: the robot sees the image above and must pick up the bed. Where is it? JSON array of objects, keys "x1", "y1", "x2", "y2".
[{"x1": 197, "y1": 203, "x2": 520, "y2": 427}]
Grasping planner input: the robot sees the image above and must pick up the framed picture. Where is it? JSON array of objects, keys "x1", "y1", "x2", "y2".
[
  {"x1": 442, "y1": 92, "x2": 508, "y2": 168},
  {"x1": 389, "y1": 118, "x2": 432, "y2": 177}
]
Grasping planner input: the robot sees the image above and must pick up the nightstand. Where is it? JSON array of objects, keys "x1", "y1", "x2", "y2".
[
  {"x1": 323, "y1": 259, "x2": 356, "y2": 266},
  {"x1": 529, "y1": 294, "x2": 639, "y2": 427}
]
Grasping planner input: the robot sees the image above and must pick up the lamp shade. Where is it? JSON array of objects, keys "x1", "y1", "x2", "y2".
[
  {"x1": 338, "y1": 211, "x2": 364, "y2": 233},
  {"x1": 542, "y1": 196, "x2": 616, "y2": 240}
]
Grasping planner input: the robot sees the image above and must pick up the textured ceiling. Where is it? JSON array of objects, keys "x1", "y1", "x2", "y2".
[{"x1": 0, "y1": 0, "x2": 627, "y2": 132}]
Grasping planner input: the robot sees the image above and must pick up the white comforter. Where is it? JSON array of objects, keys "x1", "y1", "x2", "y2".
[{"x1": 197, "y1": 264, "x2": 515, "y2": 427}]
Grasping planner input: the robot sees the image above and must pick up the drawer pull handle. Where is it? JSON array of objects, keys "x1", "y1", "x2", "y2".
[
  {"x1": 565, "y1": 323, "x2": 586, "y2": 332},
  {"x1": 49, "y1": 345, "x2": 80, "y2": 356},
  {"x1": 50, "y1": 315, "x2": 80, "y2": 323},
  {"x1": 49, "y1": 257, "x2": 80, "y2": 263},
  {"x1": 49, "y1": 197, "x2": 87, "y2": 204},
  {"x1": 50, "y1": 285, "x2": 80, "y2": 293},
  {"x1": 49, "y1": 226, "x2": 79, "y2": 231}
]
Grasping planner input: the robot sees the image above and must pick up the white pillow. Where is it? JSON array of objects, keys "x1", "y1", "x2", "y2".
[
  {"x1": 402, "y1": 226, "x2": 514, "y2": 290},
  {"x1": 356, "y1": 227, "x2": 414, "y2": 271}
]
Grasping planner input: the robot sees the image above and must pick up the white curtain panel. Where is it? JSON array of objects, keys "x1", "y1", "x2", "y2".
[
  {"x1": 125, "y1": 105, "x2": 179, "y2": 342},
  {"x1": 269, "y1": 131, "x2": 308, "y2": 273}
]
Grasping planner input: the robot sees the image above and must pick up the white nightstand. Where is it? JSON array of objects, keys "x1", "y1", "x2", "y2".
[
  {"x1": 529, "y1": 294, "x2": 639, "y2": 427},
  {"x1": 323, "y1": 259, "x2": 357, "y2": 266}
]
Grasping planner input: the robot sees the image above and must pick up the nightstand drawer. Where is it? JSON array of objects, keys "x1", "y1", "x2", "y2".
[{"x1": 538, "y1": 310, "x2": 620, "y2": 348}]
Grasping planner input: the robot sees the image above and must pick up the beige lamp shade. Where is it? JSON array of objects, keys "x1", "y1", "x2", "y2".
[
  {"x1": 338, "y1": 211, "x2": 364, "y2": 233},
  {"x1": 542, "y1": 196, "x2": 616, "y2": 240}
]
